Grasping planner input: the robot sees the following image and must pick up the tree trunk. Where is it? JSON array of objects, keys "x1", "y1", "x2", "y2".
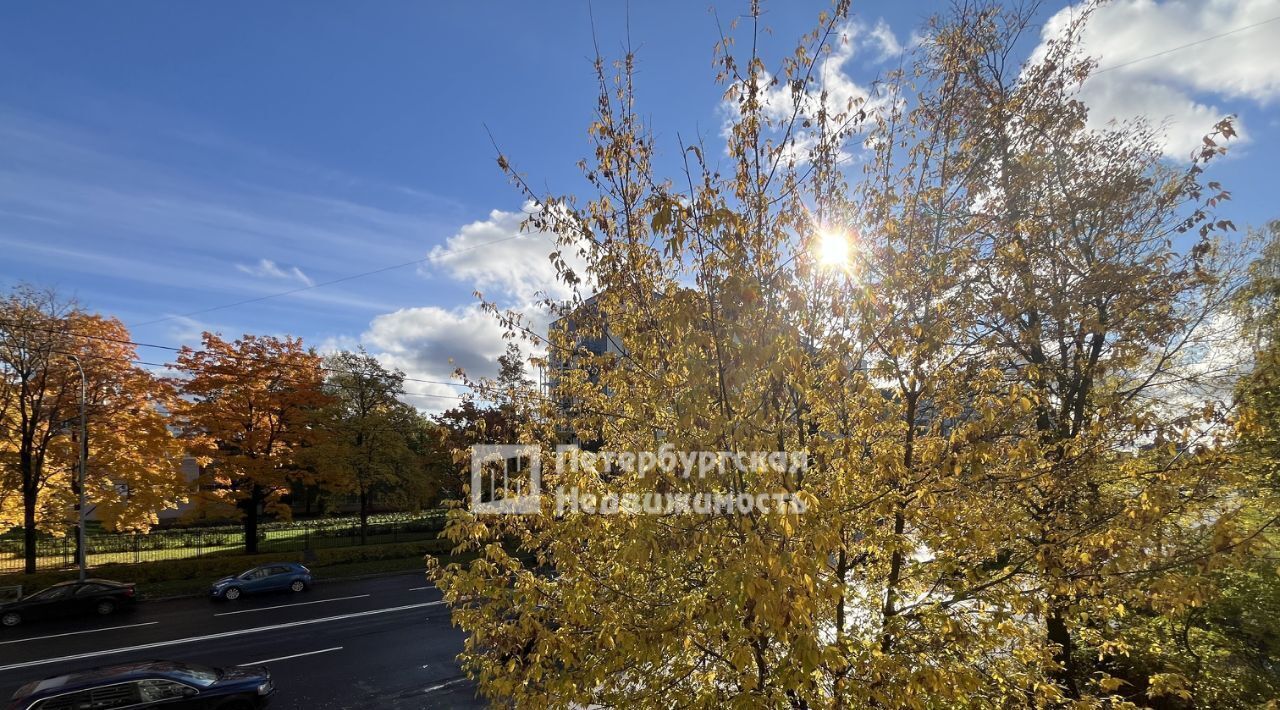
[
  {"x1": 22, "y1": 451, "x2": 37, "y2": 575},
  {"x1": 243, "y1": 485, "x2": 262, "y2": 555},
  {"x1": 72, "y1": 519, "x2": 82, "y2": 571},
  {"x1": 880, "y1": 508, "x2": 906, "y2": 653},
  {"x1": 358, "y1": 488, "x2": 369, "y2": 545},
  {"x1": 71, "y1": 438, "x2": 83, "y2": 571},
  {"x1": 1047, "y1": 609, "x2": 1080, "y2": 698},
  {"x1": 880, "y1": 392, "x2": 917, "y2": 652}
]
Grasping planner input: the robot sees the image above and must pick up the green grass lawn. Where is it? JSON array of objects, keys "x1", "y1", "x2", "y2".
[
  {"x1": 135, "y1": 554, "x2": 447, "y2": 598},
  {"x1": 0, "y1": 527, "x2": 444, "y2": 573},
  {"x1": 0, "y1": 538, "x2": 464, "y2": 600}
]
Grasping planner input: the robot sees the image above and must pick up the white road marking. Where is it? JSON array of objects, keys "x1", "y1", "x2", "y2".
[
  {"x1": 237, "y1": 646, "x2": 342, "y2": 666},
  {"x1": 408, "y1": 586, "x2": 432, "y2": 591},
  {"x1": 422, "y1": 677, "x2": 468, "y2": 693},
  {"x1": 213, "y1": 594, "x2": 370, "y2": 617},
  {"x1": 0, "y1": 621, "x2": 158, "y2": 646},
  {"x1": 0, "y1": 601, "x2": 445, "y2": 673}
]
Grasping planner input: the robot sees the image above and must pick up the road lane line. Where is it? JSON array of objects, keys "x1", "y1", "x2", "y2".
[
  {"x1": 214, "y1": 594, "x2": 371, "y2": 616},
  {"x1": 0, "y1": 601, "x2": 445, "y2": 673},
  {"x1": 237, "y1": 646, "x2": 342, "y2": 666},
  {"x1": 408, "y1": 586, "x2": 432, "y2": 591},
  {"x1": 422, "y1": 677, "x2": 468, "y2": 693},
  {"x1": 0, "y1": 621, "x2": 158, "y2": 646}
]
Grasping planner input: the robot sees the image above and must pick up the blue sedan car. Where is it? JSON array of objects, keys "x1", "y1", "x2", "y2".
[
  {"x1": 209, "y1": 563, "x2": 312, "y2": 601},
  {"x1": 7, "y1": 660, "x2": 272, "y2": 710}
]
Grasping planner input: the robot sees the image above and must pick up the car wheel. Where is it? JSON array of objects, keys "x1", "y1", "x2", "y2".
[
  {"x1": 223, "y1": 587, "x2": 242, "y2": 601},
  {"x1": 289, "y1": 580, "x2": 306, "y2": 593},
  {"x1": 1, "y1": 611, "x2": 21, "y2": 628},
  {"x1": 95, "y1": 600, "x2": 117, "y2": 616}
]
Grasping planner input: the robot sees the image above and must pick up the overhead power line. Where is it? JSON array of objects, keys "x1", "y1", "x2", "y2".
[
  {"x1": 0, "y1": 300, "x2": 591, "y2": 396},
  {"x1": 0, "y1": 317, "x2": 472, "y2": 392},
  {"x1": 1093, "y1": 14, "x2": 1280, "y2": 75},
  {"x1": 5, "y1": 320, "x2": 638, "y2": 421},
  {"x1": 128, "y1": 226, "x2": 544, "y2": 329},
  {"x1": 14, "y1": 12, "x2": 1270, "y2": 340},
  {"x1": 40, "y1": 347, "x2": 469, "y2": 404}
]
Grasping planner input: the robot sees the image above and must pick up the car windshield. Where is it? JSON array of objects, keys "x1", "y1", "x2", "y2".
[
  {"x1": 167, "y1": 663, "x2": 220, "y2": 687},
  {"x1": 237, "y1": 568, "x2": 258, "y2": 580},
  {"x1": 26, "y1": 585, "x2": 70, "y2": 601}
]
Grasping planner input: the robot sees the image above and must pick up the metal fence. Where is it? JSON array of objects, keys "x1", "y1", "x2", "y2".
[{"x1": 0, "y1": 512, "x2": 448, "y2": 574}]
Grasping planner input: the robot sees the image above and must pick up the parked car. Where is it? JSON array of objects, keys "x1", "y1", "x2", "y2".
[
  {"x1": 209, "y1": 563, "x2": 312, "y2": 601},
  {"x1": 7, "y1": 660, "x2": 272, "y2": 710},
  {"x1": 0, "y1": 579, "x2": 136, "y2": 628}
]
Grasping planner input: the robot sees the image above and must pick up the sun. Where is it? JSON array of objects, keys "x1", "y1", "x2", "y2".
[{"x1": 816, "y1": 230, "x2": 850, "y2": 268}]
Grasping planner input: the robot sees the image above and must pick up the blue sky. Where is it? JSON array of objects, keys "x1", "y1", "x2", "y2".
[{"x1": 2, "y1": 1, "x2": 1279, "y2": 408}]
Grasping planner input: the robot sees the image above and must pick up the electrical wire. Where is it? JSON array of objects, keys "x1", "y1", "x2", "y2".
[
  {"x1": 1093, "y1": 14, "x2": 1280, "y2": 75},
  {"x1": 127, "y1": 228, "x2": 541, "y2": 328}
]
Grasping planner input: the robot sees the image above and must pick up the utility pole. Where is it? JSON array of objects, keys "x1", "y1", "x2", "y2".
[{"x1": 66, "y1": 354, "x2": 88, "y2": 583}]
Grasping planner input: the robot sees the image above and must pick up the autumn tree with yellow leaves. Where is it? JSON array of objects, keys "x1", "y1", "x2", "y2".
[
  {"x1": 1, "y1": 285, "x2": 188, "y2": 574},
  {"x1": 1235, "y1": 220, "x2": 1280, "y2": 492},
  {"x1": 306, "y1": 349, "x2": 427, "y2": 543},
  {"x1": 433, "y1": 1, "x2": 1270, "y2": 707},
  {"x1": 172, "y1": 332, "x2": 329, "y2": 555}
]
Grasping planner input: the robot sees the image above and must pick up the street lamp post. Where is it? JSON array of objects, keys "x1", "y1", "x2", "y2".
[{"x1": 66, "y1": 354, "x2": 88, "y2": 583}]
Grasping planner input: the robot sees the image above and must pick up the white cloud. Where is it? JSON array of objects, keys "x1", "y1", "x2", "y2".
[
  {"x1": 722, "y1": 19, "x2": 899, "y2": 163},
  {"x1": 1036, "y1": 0, "x2": 1280, "y2": 158},
  {"x1": 425, "y1": 203, "x2": 590, "y2": 305},
  {"x1": 1141, "y1": 311, "x2": 1253, "y2": 427},
  {"x1": 360, "y1": 304, "x2": 516, "y2": 409},
  {"x1": 314, "y1": 333, "x2": 360, "y2": 356},
  {"x1": 867, "y1": 19, "x2": 903, "y2": 62},
  {"x1": 235, "y1": 258, "x2": 314, "y2": 286},
  {"x1": 164, "y1": 315, "x2": 215, "y2": 346},
  {"x1": 765, "y1": 20, "x2": 875, "y2": 122},
  {"x1": 322, "y1": 201, "x2": 589, "y2": 412},
  {"x1": 906, "y1": 29, "x2": 930, "y2": 51}
]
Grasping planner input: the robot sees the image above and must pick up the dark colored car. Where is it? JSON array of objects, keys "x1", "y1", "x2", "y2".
[
  {"x1": 209, "y1": 563, "x2": 312, "y2": 601},
  {"x1": 0, "y1": 579, "x2": 136, "y2": 628},
  {"x1": 7, "y1": 660, "x2": 272, "y2": 710}
]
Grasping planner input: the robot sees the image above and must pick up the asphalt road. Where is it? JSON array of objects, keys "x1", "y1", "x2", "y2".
[{"x1": 0, "y1": 572, "x2": 484, "y2": 709}]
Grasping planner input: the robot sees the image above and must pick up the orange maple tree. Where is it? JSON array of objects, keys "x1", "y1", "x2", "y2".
[
  {"x1": 2, "y1": 285, "x2": 188, "y2": 573},
  {"x1": 172, "y1": 332, "x2": 330, "y2": 554}
]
